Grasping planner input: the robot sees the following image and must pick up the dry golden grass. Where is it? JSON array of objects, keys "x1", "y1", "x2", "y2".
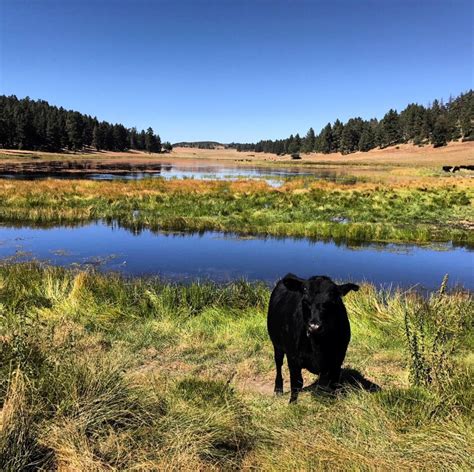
[
  {"x1": 1, "y1": 141, "x2": 473, "y2": 167},
  {"x1": 0, "y1": 171, "x2": 472, "y2": 199},
  {"x1": 1, "y1": 142, "x2": 472, "y2": 189}
]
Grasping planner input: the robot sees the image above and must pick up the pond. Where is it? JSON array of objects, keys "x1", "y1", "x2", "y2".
[
  {"x1": 0, "y1": 163, "x2": 357, "y2": 187},
  {"x1": 0, "y1": 222, "x2": 472, "y2": 290}
]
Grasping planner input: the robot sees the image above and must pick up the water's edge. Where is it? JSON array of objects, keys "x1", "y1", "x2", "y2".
[{"x1": 1, "y1": 221, "x2": 472, "y2": 290}]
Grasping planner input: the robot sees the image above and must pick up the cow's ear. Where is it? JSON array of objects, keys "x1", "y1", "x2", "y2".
[
  {"x1": 282, "y1": 273, "x2": 305, "y2": 292},
  {"x1": 338, "y1": 283, "x2": 359, "y2": 296}
]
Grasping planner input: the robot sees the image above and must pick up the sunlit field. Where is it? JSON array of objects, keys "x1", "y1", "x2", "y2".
[
  {"x1": 1, "y1": 264, "x2": 472, "y2": 470},
  {"x1": 1, "y1": 145, "x2": 473, "y2": 470}
]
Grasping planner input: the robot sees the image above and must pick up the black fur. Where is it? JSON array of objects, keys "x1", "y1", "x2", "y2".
[{"x1": 267, "y1": 273, "x2": 359, "y2": 403}]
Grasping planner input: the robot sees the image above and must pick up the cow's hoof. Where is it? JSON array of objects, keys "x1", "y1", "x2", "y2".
[
  {"x1": 316, "y1": 384, "x2": 337, "y2": 396},
  {"x1": 274, "y1": 388, "x2": 283, "y2": 395}
]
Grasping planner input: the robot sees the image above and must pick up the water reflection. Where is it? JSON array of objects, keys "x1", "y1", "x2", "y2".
[
  {"x1": 0, "y1": 221, "x2": 472, "y2": 290},
  {"x1": 0, "y1": 163, "x2": 357, "y2": 187}
]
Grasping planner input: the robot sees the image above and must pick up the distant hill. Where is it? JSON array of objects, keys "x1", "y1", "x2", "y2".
[{"x1": 173, "y1": 141, "x2": 225, "y2": 149}]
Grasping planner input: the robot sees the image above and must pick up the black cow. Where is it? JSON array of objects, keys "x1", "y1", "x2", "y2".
[{"x1": 267, "y1": 273, "x2": 359, "y2": 403}]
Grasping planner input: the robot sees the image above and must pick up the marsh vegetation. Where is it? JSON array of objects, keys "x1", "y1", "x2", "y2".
[{"x1": 0, "y1": 177, "x2": 472, "y2": 245}]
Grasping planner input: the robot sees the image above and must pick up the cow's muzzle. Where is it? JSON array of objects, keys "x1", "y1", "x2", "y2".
[{"x1": 307, "y1": 323, "x2": 321, "y2": 337}]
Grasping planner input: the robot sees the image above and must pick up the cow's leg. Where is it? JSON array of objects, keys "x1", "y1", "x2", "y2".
[
  {"x1": 288, "y1": 358, "x2": 303, "y2": 403},
  {"x1": 274, "y1": 347, "x2": 284, "y2": 394},
  {"x1": 319, "y1": 364, "x2": 341, "y2": 391},
  {"x1": 318, "y1": 371, "x2": 335, "y2": 390}
]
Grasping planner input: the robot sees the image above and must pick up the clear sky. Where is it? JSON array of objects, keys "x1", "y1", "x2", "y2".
[{"x1": 1, "y1": 0, "x2": 472, "y2": 143}]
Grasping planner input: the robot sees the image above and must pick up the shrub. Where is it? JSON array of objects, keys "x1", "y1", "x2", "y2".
[{"x1": 404, "y1": 275, "x2": 473, "y2": 393}]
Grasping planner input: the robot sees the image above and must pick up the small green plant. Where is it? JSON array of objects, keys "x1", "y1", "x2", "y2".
[{"x1": 404, "y1": 275, "x2": 472, "y2": 393}]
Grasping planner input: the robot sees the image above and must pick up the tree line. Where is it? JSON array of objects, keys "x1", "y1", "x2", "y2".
[
  {"x1": 0, "y1": 95, "x2": 172, "y2": 153},
  {"x1": 172, "y1": 141, "x2": 223, "y2": 149},
  {"x1": 229, "y1": 90, "x2": 473, "y2": 155}
]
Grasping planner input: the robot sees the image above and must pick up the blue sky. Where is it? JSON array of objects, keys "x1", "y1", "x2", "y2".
[{"x1": 1, "y1": 0, "x2": 472, "y2": 143}]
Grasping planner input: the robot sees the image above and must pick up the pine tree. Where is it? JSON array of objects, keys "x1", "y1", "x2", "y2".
[
  {"x1": 358, "y1": 126, "x2": 375, "y2": 152},
  {"x1": 317, "y1": 123, "x2": 333, "y2": 153},
  {"x1": 46, "y1": 115, "x2": 62, "y2": 151},
  {"x1": 373, "y1": 122, "x2": 383, "y2": 148},
  {"x1": 129, "y1": 127, "x2": 138, "y2": 149},
  {"x1": 420, "y1": 110, "x2": 432, "y2": 142},
  {"x1": 460, "y1": 111, "x2": 472, "y2": 140},
  {"x1": 331, "y1": 119, "x2": 344, "y2": 152},
  {"x1": 287, "y1": 134, "x2": 300, "y2": 154},
  {"x1": 445, "y1": 96, "x2": 461, "y2": 141},
  {"x1": 431, "y1": 99, "x2": 442, "y2": 121},
  {"x1": 381, "y1": 109, "x2": 401, "y2": 147},
  {"x1": 103, "y1": 124, "x2": 114, "y2": 150},
  {"x1": 412, "y1": 107, "x2": 425, "y2": 144},
  {"x1": 294, "y1": 133, "x2": 302, "y2": 150},
  {"x1": 82, "y1": 120, "x2": 94, "y2": 147},
  {"x1": 432, "y1": 116, "x2": 449, "y2": 147},
  {"x1": 400, "y1": 104, "x2": 425, "y2": 143},
  {"x1": 285, "y1": 135, "x2": 294, "y2": 154},
  {"x1": 145, "y1": 127, "x2": 156, "y2": 153},
  {"x1": 339, "y1": 118, "x2": 365, "y2": 154},
  {"x1": 65, "y1": 112, "x2": 83, "y2": 151},
  {"x1": 0, "y1": 118, "x2": 8, "y2": 148},
  {"x1": 155, "y1": 133, "x2": 162, "y2": 153},
  {"x1": 113, "y1": 124, "x2": 129, "y2": 151},
  {"x1": 138, "y1": 130, "x2": 146, "y2": 150},
  {"x1": 302, "y1": 127, "x2": 315, "y2": 153},
  {"x1": 340, "y1": 124, "x2": 354, "y2": 154},
  {"x1": 15, "y1": 105, "x2": 35, "y2": 150},
  {"x1": 92, "y1": 125, "x2": 104, "y2": 151}
]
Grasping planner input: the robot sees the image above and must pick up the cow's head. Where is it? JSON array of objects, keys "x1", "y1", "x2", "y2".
[{"x1": 282, "y1": 273, "x2": 359, "y2": 337}]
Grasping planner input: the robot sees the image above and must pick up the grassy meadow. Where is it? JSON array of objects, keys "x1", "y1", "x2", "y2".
[
  {"x1": 1, "y1": 140, "x2": 473, "y2": 165},
  {"x1": 0, "y1": 176, "x2": 473, "y2": 244},
  {"x1": 0, "y1": 146, "x2": 473, "y2": 470},
  {"x1": 0, "y1": 264, "x2": 473, "y2": 470}
]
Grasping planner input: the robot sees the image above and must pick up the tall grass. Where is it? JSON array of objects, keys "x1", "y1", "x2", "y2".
[
  {"x1": 404, "y1": 275, "x2": 473, "y2": 394},
  {"x1": 0, "y1": 263, "x2": 473, "y2": 470},
  {"x1": 0, "y1": 178, "x2": 472, "y2": 244}
]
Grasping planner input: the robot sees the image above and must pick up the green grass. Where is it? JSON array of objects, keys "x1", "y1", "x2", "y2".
[
  {"x1": 0, "y1": 178, "x2": 473, "y2": 244},
  {"x1": 1, "y1": 263, "x2": 473, "y2": 470}
]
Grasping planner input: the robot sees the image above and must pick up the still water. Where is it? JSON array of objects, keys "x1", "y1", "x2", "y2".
[
  {"x1": 0, "y1": 222, "x2": 472, "y2": 290},
  {"x1": 0, "y1": 164, "x2": 356, "y2": 186}
]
